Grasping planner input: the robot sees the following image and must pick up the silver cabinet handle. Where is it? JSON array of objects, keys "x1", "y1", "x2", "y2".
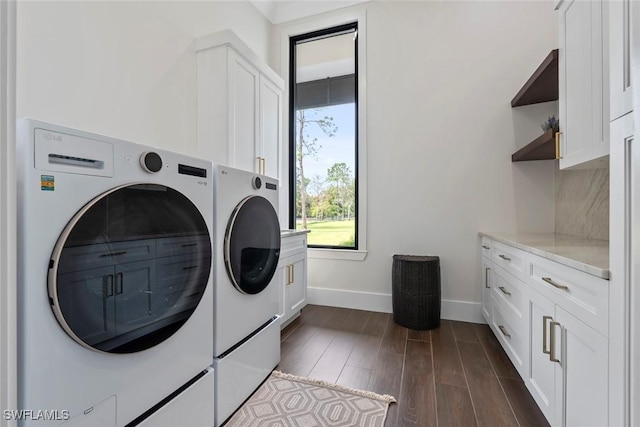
[
  {"x1": 256, "y1": 157, "x2": 266, "y2": 175},
  {"x1": 286, "y1": 264, "x2": 294, "y2": 285},
  {"x1": 498, "y1": 325, "x2": 511, "y2": 338},
  {"x1": 549, "y1": 321, "x2": 561, "y2": 364},
  {"x1": 498, "y1": 254, "x2": 511, "y2": 261},
  {"x1": 290, "y1": 264, "x2": 295, "y2": 284},
  {"x1": 542, "y1": 316, "x2": 553, "y2": 355},
  {"x1": 542, "y1": 277, "x2": 569, "y2": 290},
  {"x1": 482, "y1": 245, "x2": 490, "y2": 249},
  {"x1": 115, "y1": 272, "x2": 123, "y2": 295},
  {"x1": 105, "y1": 274, "x2": 114, "y2": 297},
  {"x1": 485, "y1": 267, "x2": 491, "y2": 289},
  {"x1": 498, "y1": 286, "x2": 511, "y2": 296}
]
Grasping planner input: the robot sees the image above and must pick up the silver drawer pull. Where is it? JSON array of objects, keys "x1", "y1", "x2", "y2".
[
  {"x1": 542, "y1": 315, "x2": 553, "y2": 355},
  {"x1": 482, "y1": 245, "x2": 490, "y2": 249},
  {"x1": 549, "y1": 321, "x2": 561, "y2": 364},
  {"x1": 498, "y1": 254, "x2": 511, "y2": 261},
  {"x1": 99, "y1": 251, "x2": 127, "y2": 258},
  {"x1": 542, "y1": 277, "x2": 569, "y2": 290},
  {"x1": 498, "y1": 286, "x2": 511, "y2": 296},
  {"x1": 498, "y1": 325, "x2": 511, "y2": 338}
]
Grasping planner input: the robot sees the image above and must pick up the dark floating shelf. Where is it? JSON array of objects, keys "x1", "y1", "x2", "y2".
[
  {"x1": 511, "y1": 49, "x2": 559, "y2": 107},
  {"x1": 512, "y1": 129, "x2": 556, "y2": 162}
]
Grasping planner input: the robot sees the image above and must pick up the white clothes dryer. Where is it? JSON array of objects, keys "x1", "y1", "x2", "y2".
[
  {"x1": 211, "y1": 165, "x2": 281, "y2": 426},
  {"x1": 17, "y1": 119, "x2": 214, "y2": 426}
]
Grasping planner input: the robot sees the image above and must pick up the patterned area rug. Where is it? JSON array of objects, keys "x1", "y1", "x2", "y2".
[{"x1": 224, "y1": 371, "x2": 396, "y2": 427}]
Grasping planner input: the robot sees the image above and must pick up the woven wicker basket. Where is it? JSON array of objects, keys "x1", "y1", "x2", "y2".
[{"x1": 392, "y1": 255, "x2": 441, "y2": 330}]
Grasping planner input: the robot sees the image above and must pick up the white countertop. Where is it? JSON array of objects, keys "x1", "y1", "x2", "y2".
[
  {"x1": 478, "y1": 232, "x2": 610, "y2": 279},
  {"x1": 281, "y1": 229, "x2": 311, "y2": 238}
]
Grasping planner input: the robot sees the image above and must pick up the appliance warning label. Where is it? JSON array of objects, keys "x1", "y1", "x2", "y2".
[{"x1": 40, "y1": 175, "x2": 55, "y2": 191}]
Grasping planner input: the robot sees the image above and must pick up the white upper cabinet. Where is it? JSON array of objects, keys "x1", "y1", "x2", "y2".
[
  {"x1": 609, "y1": 0, "x2": 634, "y2": 120},
  {"x1": 557, "y1": 0, "x2": 609, "y2": 169},
  {"x1": 197, "y1": 30, "x2": 284, "y2": 179}
]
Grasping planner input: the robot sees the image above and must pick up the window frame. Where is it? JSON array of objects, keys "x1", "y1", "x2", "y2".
[{"x1": 282, "y1": 11, "x2": 367, "y2": 260}]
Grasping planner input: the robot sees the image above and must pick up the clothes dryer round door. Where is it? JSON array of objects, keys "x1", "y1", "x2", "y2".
[
  {"x1": 224, "y1": 195, "x2": 280, "y2": 295},
  {"x1": 48, "y1": 183, "x2": 212, "y2": 354}
]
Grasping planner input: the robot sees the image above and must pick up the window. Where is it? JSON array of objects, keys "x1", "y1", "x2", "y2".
[{"x1": 289, "y1": 23, "x2": 359, "y2": 250}]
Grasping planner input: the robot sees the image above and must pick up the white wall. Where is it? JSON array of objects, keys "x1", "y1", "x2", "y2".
[
  {"x1": 1, "y1": 0, "x2": 17, "y2": 424},
  {"x1": 16, "y1": 1, "x2": 272, "y2": 156},
  {"x1": 275, "y1": 1, "x2": 558, "y2": 319}
]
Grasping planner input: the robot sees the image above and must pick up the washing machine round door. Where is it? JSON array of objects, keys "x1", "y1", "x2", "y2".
[
  {"x1": 48, "y1": 184, "x2": 212, "y2": 354},
  {"x1": 224, "y1": 195, "x2": 280, "y2": 295}
]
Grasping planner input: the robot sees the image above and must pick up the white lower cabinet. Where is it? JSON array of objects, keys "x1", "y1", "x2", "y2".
[
  {"x1": 556, "y1": 306, "x2": 608, "y2": 427},
  {"x1": 481, "y1": 256, "x2": 492, "y2": 324},
  {"x1": 278, "y1": 232, "x2": 308, "y2": 327},
  {"x1": 481, "y1": 236, "x2": 609, "y2": 426},
  {"x1": 529, "y1": 289, "x2": 609, "y2": 427}
]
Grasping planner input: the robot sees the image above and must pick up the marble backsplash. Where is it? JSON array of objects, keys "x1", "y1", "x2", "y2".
[{"x1": 555, "y1": 167, "x2": 609, "y2": 240}]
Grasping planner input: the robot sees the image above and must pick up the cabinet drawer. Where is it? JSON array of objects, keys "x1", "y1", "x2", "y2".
[
  {"x1": 58, "y1": 239, "x2": 157, "y2": 274},
  {"x1": 492, "y1": 303, "x2": 527, "y2": 376},
  {"x1": 280, "y1": 234, "x2": 307, "y2": 259},
  {"x1": 528, "y1": 254, "x2": 609, "y2": 336},
  {"x1": 480, "y1": 237, "x2": 492, "y2": 259},
  {"x1": 492, "y1": 241, "x2": 527, "y2": 281},
  {"x1": 156, "y1": 234, "x2": 211, "y2": 258},
  {"x1": 492, "y1": 265, "x2": 527, "y2": 324}
]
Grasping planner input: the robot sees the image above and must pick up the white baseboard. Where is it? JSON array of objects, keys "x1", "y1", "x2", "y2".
[{"x1": 307, "y1": 287, "x2": 485, "y2": 324}]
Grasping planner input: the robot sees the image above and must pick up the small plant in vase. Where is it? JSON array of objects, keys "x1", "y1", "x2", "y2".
[{"x1": 541, "y1": 115, "x2": 560, "y2": 133}]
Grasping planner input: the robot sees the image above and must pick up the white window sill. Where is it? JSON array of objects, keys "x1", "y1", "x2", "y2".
[{"x1": 307, "y1": 248, "x2": 368, "y2": 261}]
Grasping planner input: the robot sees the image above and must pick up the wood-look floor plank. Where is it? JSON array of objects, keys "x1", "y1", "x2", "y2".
[
  {"x1": 298, "y1": 304, "x2": 319, "y2": 321},
  {"x1": 341, "y1": 308, "x2": 370, "y2": 334},
  {"x1": 451, "y1": 321, "x2": 480, "y2": 342},
  {"x1": 368, "y1": 350, "x2": 404, "y2": 426},
  {"x1": 407, "y1": 329, "x2": 431, "y2": 342},
  {"x1": 500, "y1": 377, "x2": 550, "y2": 427},
  {"x1": 277, "y1": 329, "x2": 334, "y2": 377},
  {"x1": 474, "y1": 323, "x2": 520, "y2": 380},
  {"x1": 396, "y1": 340, "x2": 437, "y2": 427},
  {"x1": 362, "y1": 311, "x2": 390, "y2": 336},
  {"x1": 322, "y1": 306, "x2": 353, "y2": 330},
  {"x1": 336, "y1": 365, "x2": 372, "y2": 391},
  {"x1": 308, "y1": 331, "x2": 359, "y2": 383},
  {"x1": 436, "y1": 383, "x2": 478, "y2": 427},
  {"x1": 457, "y1": 340, "x2": 519, "y2": 427},
  {"x1": 380, "y1": 319, "x2": 408, "y2": 355},
  {"x1": 432, "y1": 320, "x2": 467, "y2": 388},
  {"x1": 346, "y1": 312, "x2": 389, "y2": 369}
]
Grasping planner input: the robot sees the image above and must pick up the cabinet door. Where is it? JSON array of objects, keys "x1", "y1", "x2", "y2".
[
  {"x1": 481, "y1": 257, "x2": 492, "y2": 324},
  {"x1": 555, "y1": 306, "x2": 608, "y2": 427},
  {"x1": 609, "y1": 0, "x2": 633, "y2": 120},
  {"x1": 259, "y1": 75, "x2": 282, "y2": 179},
  {"x1": 527, "y1": 287, "x2": 556, "y2": 425},
  {"x1": 274, "y1": 261, "x2": 287, "y2": 322},
  {"x1": 58, "y1": 266, "x2": 117, "y2": 346},
  {"x1": 114, "y1": 259, "x2": 156, "y2": 336},
  {"x1": 228, "y1": 49, "x2": 259, "y2": 173},
  {"x1": 558, "y1": 0, "x2": 608, "y2": 169},
  {"x1": 285, "y1": 252, "x2": 307, "y2": 318}
]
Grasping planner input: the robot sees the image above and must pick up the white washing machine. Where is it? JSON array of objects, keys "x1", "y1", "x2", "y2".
[
  {"x1": 16, "y1": 119, "x2": 215, "y2": 426},
  {"x1": 211, "y1": 165, "x2": 281, "y2": 426}
]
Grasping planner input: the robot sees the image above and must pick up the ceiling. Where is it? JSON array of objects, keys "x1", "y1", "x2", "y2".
[{"x1": 249, "y1": 0, "x2": 369, "y2": 24}]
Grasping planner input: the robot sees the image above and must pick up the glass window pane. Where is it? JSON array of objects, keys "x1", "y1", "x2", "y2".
[{"x1": 292, "y1": 25, "x2": 358, "y2": 249}]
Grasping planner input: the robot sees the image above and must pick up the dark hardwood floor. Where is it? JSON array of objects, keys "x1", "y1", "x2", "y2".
[{"x1": 278, "y1": 304, "x2": 549, "y2": 427}]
